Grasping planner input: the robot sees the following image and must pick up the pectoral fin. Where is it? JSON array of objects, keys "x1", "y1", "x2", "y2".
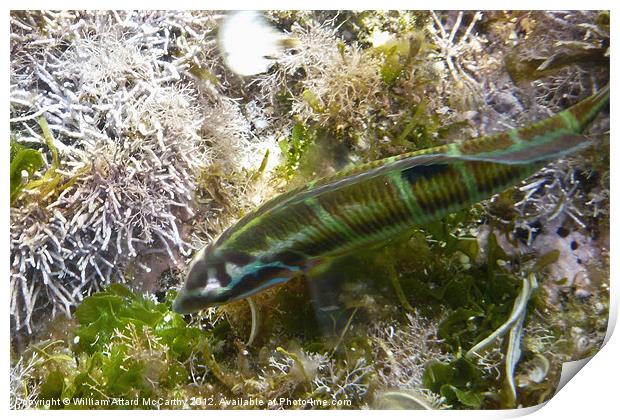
[{"x1": 304, "y1": 258, "x2": 349, "y2": 339}]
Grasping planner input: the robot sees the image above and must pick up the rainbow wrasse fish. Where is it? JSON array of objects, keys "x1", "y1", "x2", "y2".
[{"x1": 173, "y1": 85, "x2": 609, "y2": 314}]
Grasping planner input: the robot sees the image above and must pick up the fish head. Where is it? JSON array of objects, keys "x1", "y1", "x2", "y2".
[{"x1": 172, "y1": 245, "x2": 298, "y2": 314}]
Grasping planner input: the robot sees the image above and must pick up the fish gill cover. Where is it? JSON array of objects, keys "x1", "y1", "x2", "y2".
[{"x1": 9, "y1": 10, "x2": 609, "y2": 410}]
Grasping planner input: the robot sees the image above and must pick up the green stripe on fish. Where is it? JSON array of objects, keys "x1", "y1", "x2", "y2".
[{"x1": 172, "y1": 85, "x2": 609, "y2": 314}]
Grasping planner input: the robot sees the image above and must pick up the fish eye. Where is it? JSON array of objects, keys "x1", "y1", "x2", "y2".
[{"x1": 184, "y1": 258, "x2": 210, "y2": 291}]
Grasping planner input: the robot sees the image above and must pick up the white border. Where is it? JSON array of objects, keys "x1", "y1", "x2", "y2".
[{"x1": 2, "y1": 1, "x2": 617, "y2": 419}]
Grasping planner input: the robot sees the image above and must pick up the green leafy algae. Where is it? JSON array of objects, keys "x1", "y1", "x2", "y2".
[
  {"x1": 16, "y1": 285, "x2": 213, "y2": 409},
  {"x1": 10, "y1": 139, "x2": 44, "y2": 204}
]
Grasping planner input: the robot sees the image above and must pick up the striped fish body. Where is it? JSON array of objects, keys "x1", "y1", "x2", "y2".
[{"x1": 173, "y1": 85, "x2": 609, "y2": 314}]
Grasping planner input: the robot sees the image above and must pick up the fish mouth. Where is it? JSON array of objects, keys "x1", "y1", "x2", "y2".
[
  {"x1": 171, "y1": 290, "x2": 210, "y2": 314},
  {"x1": 171, "y1": 293, "x2": 192, "y2": 314},
  {"x1": 171, "y1": 287, "x2": 231, "y2": 314}
]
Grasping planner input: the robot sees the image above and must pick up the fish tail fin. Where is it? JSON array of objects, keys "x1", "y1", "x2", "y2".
[
  {"x1": 564, "y1": 83, "x2": 610, "y2": 132},
  {"x1": 453, "y1": 84, "x2": 609, "y2": 166}
]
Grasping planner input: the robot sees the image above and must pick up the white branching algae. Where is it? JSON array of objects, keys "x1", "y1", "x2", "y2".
[
  {"x1": 256, "y1": 17, "x2": 386, "y2": 134},
  {"x1": 10, "y1": 351, "x2": 44, "y2": 409},
  {"x1": 10, "y1": 11, "x2": 218, "y2": 333},
  {"x1": 371, "y1": 313, "x2": 449, "y2": 391}
]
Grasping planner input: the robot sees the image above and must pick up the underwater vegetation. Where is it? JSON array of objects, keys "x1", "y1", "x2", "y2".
[
  {"x1": 10, "y1": 10, "x2": 609, "y2": 410},
  {"x1": 172, "y1": 82, "x2": 608, "y2": 314}
]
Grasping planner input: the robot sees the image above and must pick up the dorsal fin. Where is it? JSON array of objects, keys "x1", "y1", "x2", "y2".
[
  {"x1": 271, "y1": 132, "x2": 593, "y2": 210},
  {"x1": 218, "y1": 85, "x2": 608, "y2": 245}
]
